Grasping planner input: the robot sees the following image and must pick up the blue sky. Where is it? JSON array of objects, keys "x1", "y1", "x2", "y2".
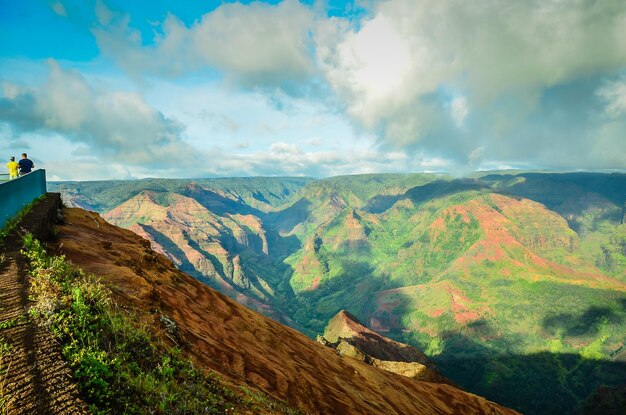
[{"x1": 1, "y1": 0, "x2": 625, "y2": 180}]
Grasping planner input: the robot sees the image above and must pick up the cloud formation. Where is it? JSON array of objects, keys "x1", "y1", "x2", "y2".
[
  {"x1": 598, "y1": 77, "x2": 626, "y2": 118},
  {"x1": 204, "y1": 142, "x2": 440, "y2": 178},
  {"x1": 0, "y1": 60, "x2": 197, "y2": 167},
  {"x1": 92, "y1": 0, "x2": 316, "y2": 89},
  {"x1": 3, "y1": 0, "x2": 625, "y2": 179},
  {"x1": 315, "y1": 0, "x2": 626, "y2": 168},
  {"x1": 78, "y1": 0, "x2": 626, "y2": 170}
]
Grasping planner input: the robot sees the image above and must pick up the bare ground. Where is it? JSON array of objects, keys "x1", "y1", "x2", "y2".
[{"x1": 0, "y1": 194, "x2": 89, "y2": 414}]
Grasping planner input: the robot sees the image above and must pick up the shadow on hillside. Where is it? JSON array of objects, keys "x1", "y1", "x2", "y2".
[
  {"x1": 566, "y1": 208, "x2": 623, "y2": 234},
  {"x1": 182, "y1": 183, "x2": 304, "y2": 271},
  {"x1": 146, "y1": 224, "x2": 292, "y2": 305},
  {"x1": 542, "y1": 306, "x2": 624, "y2": 337},
  {"x1": 134, "y1": 193, "x2": 305, "y2": 322},
  {"x1": 264, "y1": 230, "x2": 302, "y2": 261},
  {"x1": 182, "y1": 231, "x2": 227, "y2": 278},
  {"x1": 181, "y1": 185, "x2": 262, "y2": 217},
  {"x1": 411, "y1": 321, "x2": 626, "y2": 415},
  {"x1": 363, "y1": 194, "x2": 403, "y2": 214},
  {"x1": 479, "y1": 173, "x2": 626, "y2": 218},
  {"x1": 251, "y1": 190, "x2": 272, "y2": 205},
  {"x1": 364, "y1": 179, "x2": 488, "y2": 213},
  {"x1": 139, "y1": 224, "x2": 215, "y2": 286},
  {"x1": 295, "y1": 259, "x2": 382, "y2": 334},
  {"x1": 219, "y1": 226, "x2": 267, "y2": 256},
  {"x1": 264, "y1": 198, "x2": 312, "y2": 234},
  {"x1": 435, "y1": 345, "x2": 626, "y2": 415},
  {"x1": 370, "y1": 288, "x2": 626, "y2": 415},
  {"x1": 404, "y1": 179, "x2": 488, "y2": 205}
]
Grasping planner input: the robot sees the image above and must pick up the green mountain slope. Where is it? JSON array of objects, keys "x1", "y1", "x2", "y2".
[
  {"x1": 51, "y1": 176, "x2": 313, "y2": 212},
  {"x1": 50, "y1": 172, "x2": 626, "y2": 415}
]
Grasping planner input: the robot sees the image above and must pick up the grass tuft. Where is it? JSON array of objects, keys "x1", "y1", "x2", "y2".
[{"x1": 0, "y1": 338, "x2": 13, "y2": 415}]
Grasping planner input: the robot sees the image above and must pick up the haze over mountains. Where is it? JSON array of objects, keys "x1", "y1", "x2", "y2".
[{"x1": 51, "y1": 172, "x2": 626, "y2": 414}]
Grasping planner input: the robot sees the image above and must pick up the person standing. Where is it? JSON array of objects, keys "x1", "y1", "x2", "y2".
[
  {"x1": 18, "y1": 153, "x2": 34, "y2": 176},
  {"x1": 6, "y1": 156, "x2": 19, "y2": 179}
]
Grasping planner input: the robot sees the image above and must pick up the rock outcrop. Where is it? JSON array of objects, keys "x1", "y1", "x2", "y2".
[{"x1": 319, "y1": 310, "x2": 451, "y2": 384}]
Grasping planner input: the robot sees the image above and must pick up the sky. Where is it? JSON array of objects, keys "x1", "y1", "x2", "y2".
[{"x1": 1, "y1": 0, "x2": 625, "y2": 181}]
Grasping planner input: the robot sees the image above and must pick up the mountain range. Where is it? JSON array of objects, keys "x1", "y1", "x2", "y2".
[
  {"x1": 51, "y1": 204, "x2": 517, "y2": 414},
  {"x1": 50, "y1": 172, "x2": 626, "y2": 414}
]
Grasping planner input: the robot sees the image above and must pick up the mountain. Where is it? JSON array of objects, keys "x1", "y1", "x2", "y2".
[
  {"x1": 50, "y1": 172, "x2": 626, "y2": 414},
  {"x1": 51, "y1": 205, "x2": 519, "y2": 415},
  {"x1": 52, "y1": 176, "x2": 313, "y2": 212}
]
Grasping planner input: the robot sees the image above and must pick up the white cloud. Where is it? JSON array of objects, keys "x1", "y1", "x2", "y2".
[
  {"x1": 597, "y1": 77, "x2": 626, "y2": 118},
  {"x1": 188, "y1": 0, "x2": 314, "y2": 85},
  {"x1": 450, "y1": 96, "x2": 468, "y2": 128},
  {"x1": 95, "y1": 0, "x2": 115, "y2": 25},
  {"x1": 7, "y1": 0, "x2": 626, "y2": 177},
  {"x1": 50, "y1": 1, "x2": 68, "y2": 17},
  {"x1": 0, "y1": 60, "x2": 198, "y2": 167},
  {"x1": 92, "y1": 0, "x2": 316, "y2": 89},
  {"x1": 315, "y1": 0, "x2": 626, "y2": 168},
  {"x1": 203, "y1": 143, "x2": 445, "y2": 178},
  {"x1": 270, "y1": 142, "x2": 302, "y2": 155}
]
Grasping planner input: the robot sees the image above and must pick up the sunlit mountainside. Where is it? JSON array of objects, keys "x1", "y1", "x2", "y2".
[{"x1": 51, "y1": 172, "x2": 626, "y2": 414}]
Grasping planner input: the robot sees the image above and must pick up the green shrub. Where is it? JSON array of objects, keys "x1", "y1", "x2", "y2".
[{"x1": 0, "y1": 195, "x2": 45, "y2": 241}]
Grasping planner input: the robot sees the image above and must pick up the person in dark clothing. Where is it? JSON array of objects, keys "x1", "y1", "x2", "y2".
[{"x1": 18, "y1": 153, "x2": 34, "y2": 175}]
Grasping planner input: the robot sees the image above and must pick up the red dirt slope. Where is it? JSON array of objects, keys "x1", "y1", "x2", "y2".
[{"x1": 55, "y1": 207, "x2": 520, "y2": 415}]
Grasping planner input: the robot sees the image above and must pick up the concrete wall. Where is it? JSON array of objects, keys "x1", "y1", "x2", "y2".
[{"x1": 0, "y1": 170, "x2": 47, "y2": 230}]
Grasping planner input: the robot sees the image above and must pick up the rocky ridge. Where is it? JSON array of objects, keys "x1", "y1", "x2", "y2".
[{"x1": 318, "y1": 310, "x2": 451, "y2": 384}]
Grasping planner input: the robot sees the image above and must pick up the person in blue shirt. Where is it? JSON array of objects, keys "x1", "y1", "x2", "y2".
[{"x1": 18, "y1": 153, "x2": 34, "y2": 175}]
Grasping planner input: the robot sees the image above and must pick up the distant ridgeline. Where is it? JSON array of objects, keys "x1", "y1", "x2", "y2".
[{"x1": 50, "y1": 172, "x2": 626, "y2": 415}]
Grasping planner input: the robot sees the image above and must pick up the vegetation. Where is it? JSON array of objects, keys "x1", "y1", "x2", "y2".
[
  {"x1": 22, "y1": 233, "x2": 301, "y2": 415},
  {"x1": 0, "y1": 338, "x2": 12, "y2": 415},
  {"x1": 52, "y1": 172, "x2": 626, "y2": 415},
  {"x1": 0, "y1": 195, "x2": 45, "y2": 241},
  {"x1": 438, "y1": 350, "x2": 626, "y2": 415},
  {"x1": 49, "y1": 177, "x2": 313, "y2": 212}
]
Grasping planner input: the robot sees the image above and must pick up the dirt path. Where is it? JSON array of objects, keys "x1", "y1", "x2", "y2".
[{"x1": 0, "y1": 195, "x2": 89, "y2": 414}]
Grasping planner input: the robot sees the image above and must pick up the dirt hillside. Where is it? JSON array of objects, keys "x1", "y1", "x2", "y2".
[{"x1": 0, "y1": 195, "x2": 88, "y2": 414}]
